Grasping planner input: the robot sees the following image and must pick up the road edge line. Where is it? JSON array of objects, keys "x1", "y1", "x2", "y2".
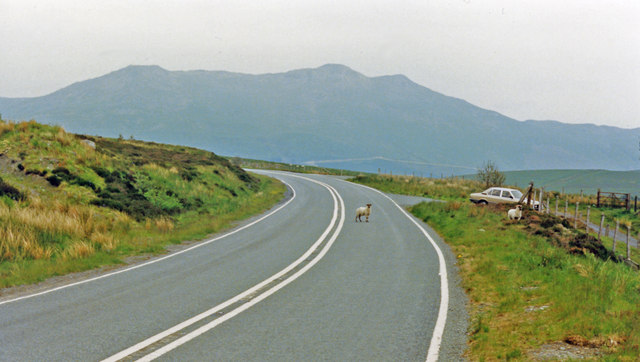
[{"x1": 341, "y1": 179, "x2": 449, "y2": 362}]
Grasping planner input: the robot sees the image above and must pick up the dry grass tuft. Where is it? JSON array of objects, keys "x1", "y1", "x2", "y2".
[
  {"x1": 63, "y1": 241, "x2": 95, "y2": 260},
  {"x1": 573, "y1": 263, "x2": 591, "y2": 278},
  {"x1": 55, "y1": 127, "x2": 71, "y2": 146},
  {"x1": 155, "y1": 217, "x2": 175, "y2": 233},
  {"x1": 0, "y1": 195, "x2": 117, "y2": 261},
  {"x1": 17, "y1": 120, "x2": 36, "y2": 132},
  {"x1": 90, "y1": 231, "x2": 116, "y2": 251},
  {"x1": 0, "y1": 120, "x2": 16, "y2": 136},
  {"x1": 445, "y1": 201, "x2": 463, "y2": 211}
]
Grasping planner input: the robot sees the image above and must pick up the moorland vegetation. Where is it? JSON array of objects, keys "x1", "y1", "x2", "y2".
[{"x1": 0, "y1": 119, "x2": 285, "y2": 288}]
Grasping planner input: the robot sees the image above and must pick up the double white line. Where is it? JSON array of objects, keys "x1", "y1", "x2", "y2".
[{"x1": 103, "y1": 173, "x2": 345, "y2": 361}]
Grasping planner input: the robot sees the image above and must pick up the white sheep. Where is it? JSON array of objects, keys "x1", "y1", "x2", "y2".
[
  {"x1": 508, "y1": 205, "x2": 523, "y2": 220},
  {"x1": 355, "y1": 204, "x2": 372, "y2": 222}
]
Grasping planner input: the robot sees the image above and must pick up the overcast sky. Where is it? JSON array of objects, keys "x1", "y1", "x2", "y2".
[{"x1": 1, "y1": 0, "x2": 638, "y2": 128}]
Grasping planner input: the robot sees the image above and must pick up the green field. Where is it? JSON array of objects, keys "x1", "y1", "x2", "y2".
[{"x1": 499, "y1": 169, "x2": 640, "y2": 197}]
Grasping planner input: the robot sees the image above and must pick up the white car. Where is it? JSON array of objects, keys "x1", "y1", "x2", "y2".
[{"x1": 470, "y1": 187, "x2": 540, "y2": 209}]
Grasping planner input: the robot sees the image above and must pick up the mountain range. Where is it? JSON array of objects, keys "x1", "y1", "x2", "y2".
[{"x1": 1, "y1": 64, "x2": 638, "y2": 176}]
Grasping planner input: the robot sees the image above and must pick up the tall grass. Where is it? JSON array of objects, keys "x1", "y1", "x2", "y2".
[{"x1": 0, "y1": 195, "x2": 116, "y2": 262}]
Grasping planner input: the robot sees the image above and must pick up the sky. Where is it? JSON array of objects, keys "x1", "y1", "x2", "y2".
[{"x1": 1, "y1": 0, "x2": 639, "y2": 129}]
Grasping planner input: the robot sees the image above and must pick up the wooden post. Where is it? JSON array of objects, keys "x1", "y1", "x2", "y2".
[
  {"x1": 529, "y1": 187, "x2": 533, "y2": 208},
  {"x1": 626, "y1": 193, "x2": 631, "y2": 211},
  {"x1": 597, "y1": 189, "x2": 601, "y2": 208},
  {"x1": 635, "y1": 195, "x2": 638, "y2": 213},
  {"x1": 586, "y1": 206, "x2": 591, "y2": 233},
  {"x1": 564, "y1": 199, "x2": 568, "y2": 218},
  {"x1": 546, "y1": 197, "x2": 550, "y2": 214},
  {"x1": 574, "y1": 202, "x2": 580, "y2": 229},
  {"x1": 555, "y1": 197, "x2": 559, "y2": 215},
  {"x1": 598, "y1": 214, "x2": 605, "y2": 242},
  {"x1": 626, "y1": 226, "x2": 631, "y2": 260},
  {"x1": 613, "y1": 220, "x2": 619, "y2": 253}
]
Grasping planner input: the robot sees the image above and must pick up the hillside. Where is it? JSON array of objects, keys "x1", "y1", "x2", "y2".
[
  {"x1": 0, "y1": 119, "x2": 285, "y2": 288},
  {"x1": 1, "y1": 64, "x2": 638, "y2": 176}
]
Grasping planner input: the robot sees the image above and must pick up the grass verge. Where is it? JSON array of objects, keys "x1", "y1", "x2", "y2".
[{"x1": 411, "y1": 202, "x2": 640, "y2": 360}]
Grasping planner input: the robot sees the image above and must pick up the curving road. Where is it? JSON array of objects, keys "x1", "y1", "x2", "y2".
[{"x1": 0, "y1": 172, "x2": 467, "y2": 361}]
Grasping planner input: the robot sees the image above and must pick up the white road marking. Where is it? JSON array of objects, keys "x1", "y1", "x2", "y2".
[
  {"x1": 0, "y1": 177, "x2": 296, "y2": 307},
  {"x1": 103, "y1": 173, "x2": 345, "y2": 361},
  {"x1": 343, "y1": 180, "x2": 449, "y2": 362}
]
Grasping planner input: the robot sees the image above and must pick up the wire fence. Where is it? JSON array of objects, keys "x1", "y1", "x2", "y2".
[{"x1": 532, "y1": 192, "x2": 640, "y2": 271}]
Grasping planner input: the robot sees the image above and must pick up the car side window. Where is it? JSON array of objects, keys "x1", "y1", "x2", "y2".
[
  {"x1": 490, "y1": 189, "x2": 501, "y2": 196},
  {"x1": 502, "y1": 191, "x2": 513, "y2": 199}
]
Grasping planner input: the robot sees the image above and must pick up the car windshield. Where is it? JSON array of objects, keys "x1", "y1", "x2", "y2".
[{"x1": 511, "y1": 190, "x2": 523, "y2": 199}]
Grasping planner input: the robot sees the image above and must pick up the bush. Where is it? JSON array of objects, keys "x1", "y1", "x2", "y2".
[
  {"x1": 25, "y1": 169, "x2": 47, "y2": 176},
  {"x1": 90, "y1": 169, "x2": 165, "y2": 220},
  {"x1": 0, "y1": 177, "x2": 26, "y2": 201},
  {"x1": 46, "y1": 175, "x2": 62, "y2": 187},
  {"x1": 91, "y1": 166, "x2": 110, "y2": 178},
  {"x1": 477, "y1": 160, "x2": 505, "y2": 188},
  {"x1": 51, "y1": 166, "x2": 100, "y2": 191}
]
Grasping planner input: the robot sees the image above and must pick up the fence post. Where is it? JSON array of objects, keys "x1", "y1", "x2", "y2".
[
  {"x1": 555, "y1": 197, "x2": 559, "y2": 215},
  {"x1": 574, "y1": 202, "x2": 580, "y2": 229},
  {"x1": 597, "y1": 189, "x2": 601, "y2": 208},
  {"x1": 546, "y1": 197, "x2": 550, "y2": 214},
  {"x1": 564, "y1": 199, "x2": 568, "y2": 218},
  {"x1": 626, "y1": 193, "x2": 631, "y2": 211},
  {"x1": 625, "y1": 226, "x2": 631, "y2": 260},
  {"x1": 598, "y1": 214, "x2": 605, "y2": 242},
  {"x1": 586, "y1": 206, "x2": 591, "y2": 233},
  {"x1": 613, "y1": 220, "x2": 619, "y2": 253}
]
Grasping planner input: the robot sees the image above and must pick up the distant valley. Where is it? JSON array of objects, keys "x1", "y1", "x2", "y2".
[{"x1": 1, "y1": 64, "x2": 638, "y2": 176}]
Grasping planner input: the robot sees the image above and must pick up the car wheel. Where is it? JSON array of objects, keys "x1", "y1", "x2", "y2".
[{"x1": 478, "y1": 200, "x2": 488, "y2": 205}]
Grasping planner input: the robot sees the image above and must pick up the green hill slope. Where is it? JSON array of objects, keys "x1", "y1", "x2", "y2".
[{"x1": 0, "y1": 119, "x2": 285, "y2": 288}]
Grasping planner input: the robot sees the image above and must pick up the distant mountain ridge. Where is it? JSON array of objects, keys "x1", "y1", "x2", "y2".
[{"x1": 1, "y1": 64, "x2": 638, "y2": 175}]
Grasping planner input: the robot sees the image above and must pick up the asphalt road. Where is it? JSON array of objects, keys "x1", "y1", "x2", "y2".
[{"x1": 0, "y1": 172, "x2": 467, "y2": 361}]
